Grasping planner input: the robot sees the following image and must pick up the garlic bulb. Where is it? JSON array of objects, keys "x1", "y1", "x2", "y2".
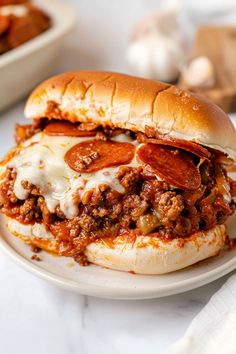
[
  {"x1": 126, "y1": 2, "x2": 186, "y2": 83},
  {"x1": 127, "y1": 33, "x2": 185, "y2": 82},
  {"x1": 181, "y1": 56, "x2": 215, "y2": 88}
]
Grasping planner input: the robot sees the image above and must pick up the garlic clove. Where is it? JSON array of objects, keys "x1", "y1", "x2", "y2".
[
  {"x1": 181, "y1": 56, "x2": 215, "y2": 88},
  {"x1": 126, "y1": 1, "x2": 187, "y2": 83}
]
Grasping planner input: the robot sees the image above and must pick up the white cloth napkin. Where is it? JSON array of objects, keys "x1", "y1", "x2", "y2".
[{"x1": 165, "y1": 273, "x2": 236, "y2": 354}]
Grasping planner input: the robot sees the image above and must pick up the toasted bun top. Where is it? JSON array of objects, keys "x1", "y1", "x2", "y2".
[{"x1": 25, "y1": 71, "x2": 236, "y2": 160}]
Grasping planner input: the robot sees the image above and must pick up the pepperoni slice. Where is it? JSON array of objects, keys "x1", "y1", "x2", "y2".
[
  {"x1": 65, "y1": 140, "x2": 135, "y2": 173},
  {"x1": 145, "y1": 138, "x2": 210, "y2": 159},
  {"x1": 137, "y1": 143, "x2": 201, "y2": 191},
  {"x1": 44, "y1": 121, "x2": 97, "y2": 137}
]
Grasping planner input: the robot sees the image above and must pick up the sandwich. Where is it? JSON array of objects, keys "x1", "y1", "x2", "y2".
[{"x1": 0, "y1": 71, "x2": 236, "y2": 274}]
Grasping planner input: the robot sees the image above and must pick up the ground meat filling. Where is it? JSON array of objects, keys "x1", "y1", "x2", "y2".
[{"x1": 0, "y1": 121, "x2": 235, "y2": 264}]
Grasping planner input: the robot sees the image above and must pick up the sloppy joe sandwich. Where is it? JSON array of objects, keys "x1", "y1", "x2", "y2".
[{"x1": 0, "y1": 71, "x2": 236, "y2": 274}]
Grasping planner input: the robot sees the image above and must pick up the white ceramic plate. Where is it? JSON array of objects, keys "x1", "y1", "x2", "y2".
[
  {"x1": 0, "y1": 0, "x2": 75, "y2": 112},
  {"x1": 0, "y1": 213, "x2": 236, "y2": 299}
]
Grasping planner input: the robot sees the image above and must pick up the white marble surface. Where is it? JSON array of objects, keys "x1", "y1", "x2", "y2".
[{"x1": 1, "y1": 0, "x2": 236, "y2": 353}]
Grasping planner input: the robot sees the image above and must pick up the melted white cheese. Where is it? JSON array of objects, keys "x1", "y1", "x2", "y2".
[
  {"x1": 0, "y1": 5, "x2": 28, "y2": 17},
  {"x1": 8, "y1": 132, "x2": 140, "y2": 219}
]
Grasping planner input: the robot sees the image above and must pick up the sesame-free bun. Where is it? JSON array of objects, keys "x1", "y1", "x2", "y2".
[
  {"x1": 25, "y1": 71, "x2": 236, "y2": 160},
  {"x1": 7, "y1": 217, "x2": 226, "y2": 274}
]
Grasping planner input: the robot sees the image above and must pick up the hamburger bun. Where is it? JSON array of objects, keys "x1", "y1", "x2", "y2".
[
  {"x1": 25, "y1": 71, "x2": 236, "y2": 160},
  {"x1": 7, "y1": 217, "x2": 226, "y2": 274}
]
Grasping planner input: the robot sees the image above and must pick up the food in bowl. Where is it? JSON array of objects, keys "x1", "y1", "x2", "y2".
[{"x1": 0, "y1": 0, "x2": 51, "y2": 55}]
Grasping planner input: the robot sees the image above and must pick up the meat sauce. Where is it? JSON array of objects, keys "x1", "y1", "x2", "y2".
[{"x1": 0, "y1": 119, "x2": 235, "y2": 264}]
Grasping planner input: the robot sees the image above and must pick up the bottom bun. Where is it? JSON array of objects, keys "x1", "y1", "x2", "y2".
[{"x1": 6, "y1": 217, "x2": 226, "y2": 274}]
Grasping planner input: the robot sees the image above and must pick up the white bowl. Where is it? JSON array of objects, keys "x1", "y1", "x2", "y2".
[{"x1": 0, "y1": 0, "x2": 76, "y2": 112}]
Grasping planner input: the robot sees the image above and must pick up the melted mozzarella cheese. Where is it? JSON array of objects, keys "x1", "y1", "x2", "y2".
[
  {"x1": 8, "y1": 132, "x2": 140, "y2": 219},
  {"x1": 0, "y1": 5, "x2": 28, "y2": 17}
]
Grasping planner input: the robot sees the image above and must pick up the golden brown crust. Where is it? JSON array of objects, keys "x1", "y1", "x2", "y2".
[{"x1": 25, "y1": 71, "x2": 236, "y2": 160}]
